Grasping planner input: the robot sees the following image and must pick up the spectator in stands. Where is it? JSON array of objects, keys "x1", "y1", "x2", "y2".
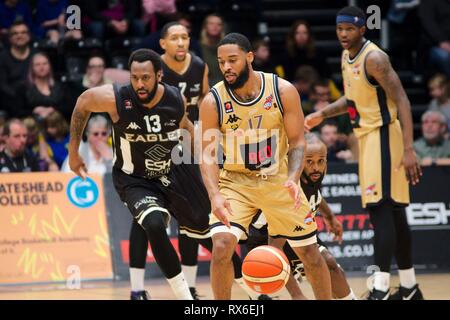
[
  {"x1": 282, "y1": 20, "x2": 330, "y2": 82},
  {"x1": 427, "y1": 74, "x2": 450, "y2": 129},
  {"x1": 83, "y1": 0, "x2": 146, "y2": 40},
  {"x1": 43, "y1": 111, "x2": 70, "y2": 168},
  {"x1": 0, "y1": 118, "x2": 40, "y2": 173},
  {"x1": 142, "y1": 0, "x2": 177, "y2": 33},
  {"x1": 418, "y1": 0, "x2": 450, "y2": 77},
  {"x1": 0, "y1": 21, "x2": 33, "y2": 118},
  {"x1": 25, "y1": 52, "x2": 68, "y2": 120},
  {"x1": 200, "y1": 14, "x2": 225, "y2": 86},
  {"x1": 304, "y1": 78, "x2": 352, "y2": 135},
  {"x1": 251, "y1": 38, "x2": 283, "y2": 76},
  {"x1": 414, "y1": 110, "x2": 450, "y2": 165},
  {"x1": 292, "y1": 65, "x2": 319, "y2": 104},
  {"x1": 82, "y1": 55, "x2": 113, "y2": 89},
  {"x1": 23, "y1": 116, "x2": 59, "y2": 172},
  {"x1": 61, "y1": 115, "x2": 113, "y2": 175},
  {"x1": 35, "y1": 0, "x2": 69, "y2": 44},
  {"x1": 319, "y1": 120, "x2": 354, "y2": 163},
  {"x1": 0, "y1": 0, "x2": 33, "y2": 42}
]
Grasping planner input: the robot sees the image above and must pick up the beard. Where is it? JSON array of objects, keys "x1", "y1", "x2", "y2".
[
  {"x1": 302, "y1": 170, "x2": 325, "y2": 186},
  {"x1": 174, "y1": 53, "x2": 187, "y2": 62},
  {"x1": 135, "y1": 81, "x2": 158, "y2": 104},
  {"x1": 223, "y1": 62, "x2": 250, "y2": 90}
]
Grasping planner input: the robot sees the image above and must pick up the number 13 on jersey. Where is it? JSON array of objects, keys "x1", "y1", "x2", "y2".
[{"x1": 144, "y1": 115, "x2": 161, "y2": 133}]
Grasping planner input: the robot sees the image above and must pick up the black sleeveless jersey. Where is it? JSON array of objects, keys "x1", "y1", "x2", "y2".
[
  {"x1": 300, "y1": 172, "x2": 324, "y2": 213},
  {"x1": 112, "y1": 83, "x2": 184, "y2": 179},
  {"x1": 161, "y1": 55, "x2": 205, "y2": 122}
]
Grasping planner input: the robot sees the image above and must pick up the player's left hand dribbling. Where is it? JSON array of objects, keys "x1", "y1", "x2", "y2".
[
  {"x1": 325, "y1": 217, "x2": 343, "y2": 244},
  {"x1": 284, "y1": 180, "x2": 301, "y2": 209}
]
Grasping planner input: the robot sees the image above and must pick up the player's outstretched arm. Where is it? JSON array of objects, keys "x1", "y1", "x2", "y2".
[
  {"x1": 319, "y1": 199, "x2": 343, "y2": 244},
  {"x1": 304, "y1": 96, "x2": 347, "y2": 131},
  {"x1": 279, "y1": 78, "x2": 306, "y2": 208},
  {"x1": 69, "y1": 84, "x2": 116, "y2": 179},
  {"x1": 365, "y1": 50, "x2": 421, "y2": 185},
  {"x1": 199, "y1": 92, "x2": 233, "y2": 227}
]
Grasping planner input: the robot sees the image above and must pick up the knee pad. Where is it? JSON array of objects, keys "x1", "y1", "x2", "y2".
[{"x1": 140, "y1": 210, "x2": 170, "y2": 232}]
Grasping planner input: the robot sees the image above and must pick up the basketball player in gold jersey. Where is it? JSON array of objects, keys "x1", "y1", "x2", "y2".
[
  {"x1": 305, "y1": 6, "x2": 424, "y2": 300},
  {"x1": 199, "y1": 33, "x2": 332, "y2": 300}
]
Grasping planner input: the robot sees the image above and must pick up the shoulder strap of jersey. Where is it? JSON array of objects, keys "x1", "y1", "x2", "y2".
[
  {"x1": 272, "y1": 74, "x2": 284, "y2": 115},
  {"x1": 210, "y1": 86, "x2": 223, "y2": 126}
]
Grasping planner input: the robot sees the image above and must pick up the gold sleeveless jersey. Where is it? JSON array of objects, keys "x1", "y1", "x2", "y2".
[
  {"x1": 341, "y1": 40, "x2": 398, "y2": 138},
  {"x1": 210, "y1": 72, "x2": 288, "y2": 175}
]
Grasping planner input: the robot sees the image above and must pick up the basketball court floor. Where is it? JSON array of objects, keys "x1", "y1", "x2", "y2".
[{"x1": 1, "y1": 273, "x2": 449, "y2": 300}]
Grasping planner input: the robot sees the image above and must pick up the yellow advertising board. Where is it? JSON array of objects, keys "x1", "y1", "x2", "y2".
[{"x1": 0, "y1": 172, "x2": 113, "y2": 284}]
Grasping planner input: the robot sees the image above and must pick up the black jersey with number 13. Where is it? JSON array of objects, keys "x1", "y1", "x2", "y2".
[{"x1": 112, "y1": 83, "x2": 184, "y2": 179}]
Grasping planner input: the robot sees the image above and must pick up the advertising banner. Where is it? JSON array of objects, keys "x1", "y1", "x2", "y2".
[{"x1": 0, "y1": 173, "x2": 113, "y2": 284}]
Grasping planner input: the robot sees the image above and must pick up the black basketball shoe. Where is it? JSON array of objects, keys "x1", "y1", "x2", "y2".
[
  {"x1": 130, "y1": 290, "x2": 150, "y2": 300},
  {"x1": 389, "y1": 284, "x2": 424, "y2": 300}
]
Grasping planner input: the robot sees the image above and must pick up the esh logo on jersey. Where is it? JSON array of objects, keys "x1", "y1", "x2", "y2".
[
  {"x1": 263, "y1": 94, "x2": 273, "y2": 110},
  {"x1": 224, "y1": 101, "x2": 234, "y2": 113},
  {"x1": 127, "y1": 122, "x2": 141, "y2": 130},
  {"x1": 124, "y1": 100, "x2": 133, "y2": 110}
]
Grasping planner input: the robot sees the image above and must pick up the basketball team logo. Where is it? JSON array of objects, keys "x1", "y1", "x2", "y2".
[
  {"x1": 304, "y1": 211, "x2": 315, "y2": 225},
  {"x1": 365, "y1": 183, "x2": 377, "y2": 196},
  {"x1": 125, "y1": 100, "x2": 133, "y2": 109},
  {"x1": 263, "y1": 94, "x2": 273, "y2": 110},
  {"x1": 224, "y1": 101, "x2": 234, "y2": 113},
  {"x1": 67, "y1": 176, "x2": 99, "y2": 208}
]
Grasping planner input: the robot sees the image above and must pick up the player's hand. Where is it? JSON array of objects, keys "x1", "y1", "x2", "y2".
[
  {"x1": 304, "y1": 112, "x2": 324, "y2": 131},
  {"x1": 398, "y1": 147, "x2": 422, "y2": 186},
  {"x1": 324, "y1": 216, "x2": 343, "y2": 244},
  {"x1": 284, "y1": 180, "x2": 301, "y2": 209},
  {"x1": 69, "y1": 152, "x2": 87, "y2": 180},
  {"x1": 211, "y1": 193, "x2": 233, "y2": 228}
]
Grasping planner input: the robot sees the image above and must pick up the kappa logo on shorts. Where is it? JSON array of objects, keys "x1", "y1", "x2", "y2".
[
  {"x1": 365, "y1": 183, "x2": 377, "y2": 196},
  {"x1": 293, "y1": 225, "x2": 305, "y2": 232}
]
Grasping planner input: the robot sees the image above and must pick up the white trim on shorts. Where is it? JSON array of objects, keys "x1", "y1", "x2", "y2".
[
  {"x1": 209, "y1": 225, "x2": 245, "y2": 241},
  {"x1": 179, "y1": 229, "x2": 212, "y2": 239},
  {"x1": 287, "y1": 234, "x2": 317, "y2": 247}
]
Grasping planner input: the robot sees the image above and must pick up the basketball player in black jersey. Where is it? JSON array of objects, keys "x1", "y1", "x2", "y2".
[
  {"x1": 69, "y1": 49, "x2": 197, "y2": 300},
  {"x1": 125, "y1": 22, "x2": 210, "y2": 299},
  {"x1": 247, "y1": 133, "x2": 357, "y2": 300}
]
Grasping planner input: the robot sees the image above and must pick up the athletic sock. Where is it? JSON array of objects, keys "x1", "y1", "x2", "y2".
[
  {"x1": 373, "y1": 271, "x2": 390, "y2": 292},
  {"x1": 182, "y1": 264, "x2": 198, "y2": 288},
  {"x1": 129, "y1": 268, "x2": 145, "y2": 292},
  {"x1": 166, "y1": 272, "x2": 193, "y2": 300},
  {"x1": 235, "y1": 277, "x2": 260, "y2": 300},
  {"x1": 398, "y1": 268, "x2": 417, "y2": 289}
]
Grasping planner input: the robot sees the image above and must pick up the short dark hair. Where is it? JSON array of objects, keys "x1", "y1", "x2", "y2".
[
  {"x1": 218, "y1": 33, "x2": 252, "y2": 53},
  {"x1": 9, "y1": 20, "x2": 29, "y2": 33},
  {"x1": 128, "y1": 49, "x2": 162, "y2": 73},
  {"x1": 337, "y1": 6, "x2": 366, "y2": 20},
  {"x1": 161, "y1": 21, "x2": 187, "y2": 38}
]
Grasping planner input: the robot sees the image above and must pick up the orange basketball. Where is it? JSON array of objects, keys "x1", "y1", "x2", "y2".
[{"x1": 242, "y1": 245, "x2": 291, "y2": 295}]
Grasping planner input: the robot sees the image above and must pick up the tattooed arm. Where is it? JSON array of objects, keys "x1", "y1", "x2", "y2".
[
  {"x1": 279, "y1": 78, "x2": 306, "y2": 208},
  {"x1": 69, "y1": 84, "x2": 116, "y2": 178},
  {"x1": 365, "y1": 50, "x2": 421, "y2": 185},
  {"x1": 304, "y1": 96, "x2": 347, "y2": 130}
]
